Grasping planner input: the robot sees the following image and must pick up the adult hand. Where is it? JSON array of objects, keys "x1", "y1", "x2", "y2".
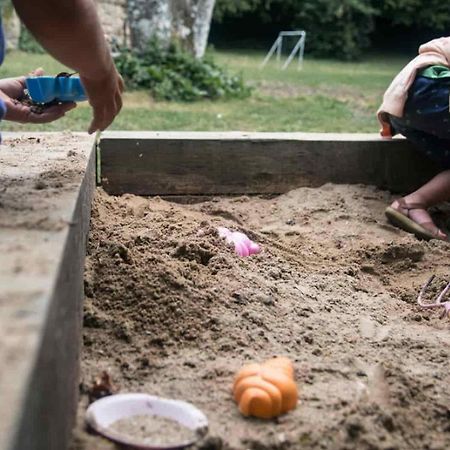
[
  {"x1": 80, "y1": 64, "x2": 124, "y2": 134},
  {"x1": 0, "y1": 68, "x2": 76, "y2": 124}
]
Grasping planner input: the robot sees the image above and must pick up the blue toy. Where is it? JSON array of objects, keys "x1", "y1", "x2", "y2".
[{"x1": 25, "y1": 75, "x2": 87, "y2": 104}]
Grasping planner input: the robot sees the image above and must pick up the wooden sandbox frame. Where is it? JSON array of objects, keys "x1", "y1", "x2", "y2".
[{"x1": 0, "y1": 131, "x2": 440, "y2": 450}]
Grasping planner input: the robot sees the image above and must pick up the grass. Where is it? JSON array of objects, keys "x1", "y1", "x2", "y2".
[{"x1": 0, "y1": 49, "x2": 408, "y2": 133}]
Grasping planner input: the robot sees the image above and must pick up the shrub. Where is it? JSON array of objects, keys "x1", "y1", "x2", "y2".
[
  {"x1": 214, "y1": 0, "x2": 263, "y2": 21},
  {"x1": 293, "y1": 0, "x2": 377, "y2": 60},
  {"x1": 213, "y1": 0, "x2": 450, "y2": 60},
  {"x1": 213, "y1": 0, "x2": 376, "y2": 60},
  {"x1": 379, "y1": 0, "x2": 450, "y2": 30},
  {"x1": 114, "y1": 39, "x2": 252, "y2": 102},
  {"x1": 18, "y1": 27, "x2": 45, "y2": 54}
]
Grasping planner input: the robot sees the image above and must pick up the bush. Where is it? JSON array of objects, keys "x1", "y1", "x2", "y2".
[
  {"x1": 293, "y1": 0, "x2": 377, "y2": 60},
  {"x1": 214, "y1": 0, "x2": 263, "y2": 21},
  {"x1": 18, "y1": 27, "x2": 45, "y2": 54},
  {"x1": 213, "y1": 0, "x2": 376, "y2": 60},
  {"x1": 213, "y1": 0, "x2": 450, "y2": 60},
  {"x1": 379, "y1": 0, "x2": 450, "y2": 30},
  {"x1": 114, "y1": 39, "x2": 252, "y2": 102}
]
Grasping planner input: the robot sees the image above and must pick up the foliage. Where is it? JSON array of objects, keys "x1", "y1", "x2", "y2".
[
  {"x1": 378, "y1": 0, "x2": 450, "y2": 30},
  {"x1": 214, "y1": 0, "x2": 267, "y2": 21},
  {"x1": 213, "y1": 0, "x2": 450, "y2": 60},
  {"x1": 293, "y1": 0, "x2": 377, "y2": 60},
  {"x1": 214, "y1": 0, "x2": 376, "y2": 60},
  {"x1": 114, "y1": 39, "x2": 252, "y2": 102},
  {"x1": 18, "y1": 27, "x2": 45, "y2": 54}
]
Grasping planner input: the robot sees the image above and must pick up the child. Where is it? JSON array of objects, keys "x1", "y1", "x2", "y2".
[{"x1": 378, "y1": 37, "x2": 450, "y2": 241}]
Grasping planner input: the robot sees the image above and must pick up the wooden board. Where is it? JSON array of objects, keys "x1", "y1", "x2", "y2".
[
  {"x1": 100, "y1": 132, "x2": 440, "y2": 196},
  {"x1": 0, "y1": 133, "x2": 96, "y2": 450}
]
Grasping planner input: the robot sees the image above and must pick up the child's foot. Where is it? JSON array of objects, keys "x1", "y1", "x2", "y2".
[{"x1": 385, "y1": 198, "x2": 447, "y2": 241}]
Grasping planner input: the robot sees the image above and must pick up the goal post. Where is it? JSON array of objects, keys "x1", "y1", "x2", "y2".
[{"x1": 260, "y1": 31, "x2": 306, "y2": 70}]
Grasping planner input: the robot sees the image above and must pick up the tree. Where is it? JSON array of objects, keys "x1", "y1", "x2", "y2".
[
  {"x1": 213, "y1": 0, "x2": 264, "y2": 21},
  {"x1": 212, "y1": 0, "x2": 450, "y2": 60},
  {"x1": 293, "y1": 0, "x2": 377, "y2": 60},
  {"x1": 379, "y1": 0, "x2": 450, "y2": 30},
  {"x1": 127, "y1": 0, "x2": 216, "y2": 58},
  {"x1": 213, "y1": 0, "x2": 376, "y2": 60}
]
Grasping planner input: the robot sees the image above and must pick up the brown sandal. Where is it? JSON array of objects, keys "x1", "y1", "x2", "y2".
[{"x1": 385, "y1": 198, "x2": 447, "y2": 241}]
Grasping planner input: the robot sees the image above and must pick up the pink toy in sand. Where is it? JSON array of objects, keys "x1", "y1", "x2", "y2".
[
  {"x1": 417, "y1": 275, "x2": 450, "y2": 319},
  {"x1": 218, "y1": 227, "x2": 261, "y2": 257}
]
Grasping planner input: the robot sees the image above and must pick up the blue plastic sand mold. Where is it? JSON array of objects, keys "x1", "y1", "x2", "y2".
[{"x1": 25, "y1": 76, "x2": 87, "y2": 104}]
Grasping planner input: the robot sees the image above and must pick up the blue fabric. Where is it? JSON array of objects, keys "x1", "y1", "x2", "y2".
[
  {"x1": 0, "y1": 98, "x2": 6, "y2": 121},
  {"x1": 0, "y1": 15, "x2": 4, "y2": 65},
  {"x1": 389, "y1": 72, "x2": 450, "y2": 168}
]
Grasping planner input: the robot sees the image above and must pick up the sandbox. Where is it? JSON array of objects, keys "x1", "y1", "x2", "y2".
[{"x1": 1, "y1": 132, "x2": 450, "y2": 450}]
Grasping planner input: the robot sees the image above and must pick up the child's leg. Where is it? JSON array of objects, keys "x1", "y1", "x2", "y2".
[
  {"x1": 404, "y1": 170, "x2": 450, "y2": 205},
  {"x1": 390, "y1": 170, "x2": 450, "y2": 239},
  {"x1": 385, "y1": 75, "x2": 450, "y2": 240}
]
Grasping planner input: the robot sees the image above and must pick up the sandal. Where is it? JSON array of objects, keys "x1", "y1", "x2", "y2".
[{"x1": 385, "y1": 198, "x2": 448, "y2": 241}]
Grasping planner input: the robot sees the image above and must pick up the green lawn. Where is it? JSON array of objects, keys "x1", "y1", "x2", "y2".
[{"x1": 0, "y1": 50, "x2": 407, "y2": 133}]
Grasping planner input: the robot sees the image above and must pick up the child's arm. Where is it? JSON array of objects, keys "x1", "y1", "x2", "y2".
[{"x1": 12, "y1": 0, "x2": 123, "y2": 133}]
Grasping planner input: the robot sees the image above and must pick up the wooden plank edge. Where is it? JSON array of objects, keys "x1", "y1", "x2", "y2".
[{"x1": 7, "y1": 145, "x2": 96, "y2": 450}]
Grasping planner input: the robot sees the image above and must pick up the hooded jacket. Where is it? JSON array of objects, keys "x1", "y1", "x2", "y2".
[{"x1": 377, "y1": 37, "x2": 450, "y2": 137}]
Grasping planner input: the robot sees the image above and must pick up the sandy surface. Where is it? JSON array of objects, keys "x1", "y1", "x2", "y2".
[
  {"x1": 109, "y1": 414, "x2": 197, "y2": 445},
  {"x1": 73, "y1": 184, "x2": 450, "y2": 450}
]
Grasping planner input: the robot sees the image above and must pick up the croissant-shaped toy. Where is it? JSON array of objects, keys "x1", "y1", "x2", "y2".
[{"x1": 233, "y1": 357, "x2": 298, "y2": 419}]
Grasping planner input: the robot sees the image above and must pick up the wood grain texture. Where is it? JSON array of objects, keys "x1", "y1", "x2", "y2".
[
  {"x1": 0, "y1": 133, "x2": 96, "y2": 450},
  {"x1": 100, "y1": 133, "x2": 440, "y2": 195}
]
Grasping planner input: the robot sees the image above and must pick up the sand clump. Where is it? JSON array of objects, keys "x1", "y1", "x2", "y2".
[
  {"x1": 73, "y1": 184, "x2": 450, "y2": 450},
  {"x1": 108, "y1": 414, "x2": 197, "y2": 446}
]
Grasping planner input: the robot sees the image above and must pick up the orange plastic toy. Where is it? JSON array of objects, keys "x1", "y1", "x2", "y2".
[{"x1": 233, "y1": 357, "x2": 298, "y2": 419}]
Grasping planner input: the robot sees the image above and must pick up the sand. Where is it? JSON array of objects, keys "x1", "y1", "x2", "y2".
[
  {"x1": 72, "y1": 184, "x2": 450, "y2": 450},
  {"x1": 108, "y1": 414, "x2": 197, "y2": 445}
]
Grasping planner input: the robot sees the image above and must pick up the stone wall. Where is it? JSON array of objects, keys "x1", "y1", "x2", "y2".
[
  {"x1": 1, "y1": 0, "x2": 214, "y2": 57},
  {"x1": 1, "y1": 1, "x2": 128, "y2": 50},
  {"x1": 95, "y1": 0, "x2": 129, "y2": 46},
  {"x1": 2, "y1": 6, "x2": 21, "y2": 50}
]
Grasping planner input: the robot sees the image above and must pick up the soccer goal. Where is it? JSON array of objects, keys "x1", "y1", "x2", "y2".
[{"x1": 260, "y1": 31, "x2": 306, "y2": 70}]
